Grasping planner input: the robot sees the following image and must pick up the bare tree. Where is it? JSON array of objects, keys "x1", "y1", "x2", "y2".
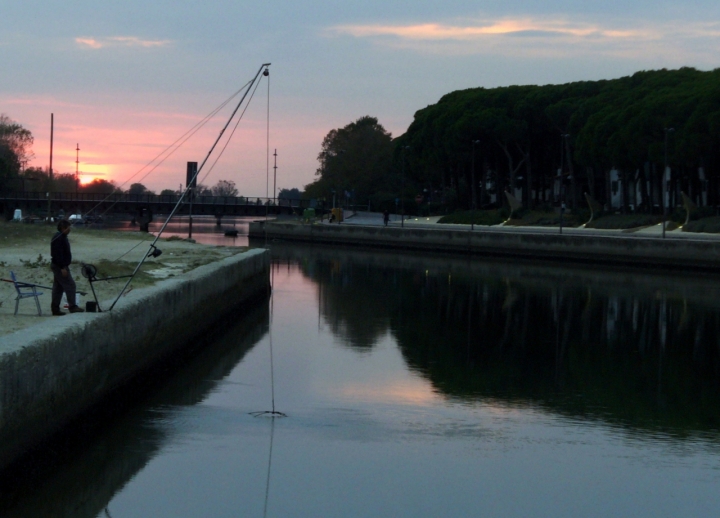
[{"x1": 211, "y1": 179, "x2": 238, "y2": 197}]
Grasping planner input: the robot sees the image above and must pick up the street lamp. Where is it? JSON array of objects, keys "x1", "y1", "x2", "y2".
[
  {"x1": 471, "y1": 140, "x2": 480, "y2": 231},
  {"x1": 662, "y1": 127, "x2": 675, "y2": 239},
  {"x1": 401, "y1": 145, "x2": 410, "y2": 228},
  {"x1": 559, "y1": 134, "x2": 570, "y2": 234}
]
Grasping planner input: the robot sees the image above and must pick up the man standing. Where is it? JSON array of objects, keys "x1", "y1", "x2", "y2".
[{"x1": 50, "y1": 219, "x2": 84, "y2": 315}]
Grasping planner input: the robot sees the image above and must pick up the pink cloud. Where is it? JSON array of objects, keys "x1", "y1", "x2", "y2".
[
  {"x1": 328, "y1": 17, "x2": 720, "y2": 62},
  {"x1": 75, "y1": 36, "x2": 172, "y2": 50}
]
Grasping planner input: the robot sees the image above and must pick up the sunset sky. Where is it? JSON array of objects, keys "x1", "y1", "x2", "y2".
[{"x1": 2, "y1": 1, "x2": 719, "y2": 196}]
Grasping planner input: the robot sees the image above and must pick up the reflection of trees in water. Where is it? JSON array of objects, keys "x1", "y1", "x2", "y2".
[
  {"x1": 298, "y1": 252, "x2": 720, "y2": 435},
  {"x1": 310, "y1": 259, "x2": 396, "y2": 351}
]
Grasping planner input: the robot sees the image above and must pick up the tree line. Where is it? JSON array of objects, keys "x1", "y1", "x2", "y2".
[{"x1": 306, "y1": 67, "x2": 720, "y2": 214}]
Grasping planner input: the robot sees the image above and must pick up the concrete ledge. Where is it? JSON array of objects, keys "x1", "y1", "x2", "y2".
[
  {"x1": 249, "y1": 221, "x2": 720, "y2": 271},
  {"x1": 0, "y1": 248, "x2": 269, "y2": 469}
]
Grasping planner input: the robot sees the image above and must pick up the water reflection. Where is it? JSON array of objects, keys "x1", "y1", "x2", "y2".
[
  {"x1": 272, "y1": 244, "x2": 720, "y2": 437},
  {"x1": 104, "y1": 215, "x2": 254, "y2": 247},
  {"x1": 3, "y1": 237, "x2": 720, "y2": 517},
  {"x1": 0, "y1": 304, "x2": 269, "y2": 518}
]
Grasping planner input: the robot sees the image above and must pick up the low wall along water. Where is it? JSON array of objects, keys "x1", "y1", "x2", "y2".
[
  {"x1": 249, "y1": 221, "x2": 720, "y2": 271},
  {"x1": 0, "y1": 248, "x2": 269, "y2": 470}
]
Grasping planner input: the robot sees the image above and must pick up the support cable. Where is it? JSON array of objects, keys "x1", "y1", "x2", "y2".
[
  {"x1": 198, "y1": 74, "x2": 265, "y2": 187},
  {"x1": 78, "y1": 83, "x2": 252, "y2": 222},
  {"x1": 107, "y1": 63, "x2": 271, "y2": 311},
  {"x1": 251, "y1": 262, "x2": 286, "y2": 417}
]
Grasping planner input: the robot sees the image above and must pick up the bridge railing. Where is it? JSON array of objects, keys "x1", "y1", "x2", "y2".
[{"x1": 3, "y1": 191, "x2": 317, "y2": 209}]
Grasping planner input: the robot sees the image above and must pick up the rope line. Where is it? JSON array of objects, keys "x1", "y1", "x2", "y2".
[
  {"x1": 107, "y1": 63, "x2": 271, "y2": 311},
  {"x1": 198, "y1": 75, "x2": 265, "y2": 187},
  {"x1": 250, "y1": 262, "x2": 286, "y2": 418},
  {"x1": 113, "y1": 234, "x2": 155, "y2": 262},
  {"x1": 78, "y1": 82, "x2": 251, "y2": 222}
]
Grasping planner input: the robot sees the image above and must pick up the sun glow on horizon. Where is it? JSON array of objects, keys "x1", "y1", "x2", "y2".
[{"x1": 78, "y1": 173, "x2": 107, "y2": 186}]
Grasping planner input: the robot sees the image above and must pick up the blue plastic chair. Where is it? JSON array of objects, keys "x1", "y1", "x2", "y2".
[{"x1": 10, "y1": 271, "x2": 43, "y2": 316}]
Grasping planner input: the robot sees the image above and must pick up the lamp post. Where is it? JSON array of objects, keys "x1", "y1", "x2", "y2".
[
  {"x1": 471, "y1": 140, "x2": 480, "y2": 231},
  {"x1": 559, "y1": 133, "x2": 569, "y2": 234},
  {"x1": 401, "y1": 145, "x2": 409, "y2": 228},
  {"x1": 662, "y1": 127, "x2": 675, "y2": 239}
]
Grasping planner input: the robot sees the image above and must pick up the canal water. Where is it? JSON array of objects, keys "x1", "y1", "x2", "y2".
[{"x1": 2, "y1": 222, "x2": 720, "y2": 517}]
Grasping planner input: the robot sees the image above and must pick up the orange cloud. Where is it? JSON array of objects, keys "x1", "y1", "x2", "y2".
[
  {"x1": 75, "y1": 37, "x2": 104, "y2": 49},
  {"x1": 330, "y1": 18, "x2": 652, "y2": 41},
  {"x1": 328, "y1": 17, "x2": 720, "y2": 62},
  {"x1": 75, "y1": 36, "x2": 172, "y2": 49}
]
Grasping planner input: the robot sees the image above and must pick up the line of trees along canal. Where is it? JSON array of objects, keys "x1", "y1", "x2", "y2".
[
  {"x1": 307, "y1": 67, "x2": 720, "y2": 214},
  {"x1": 399, "y1": 67, "x2": 720, "y2": 213}
]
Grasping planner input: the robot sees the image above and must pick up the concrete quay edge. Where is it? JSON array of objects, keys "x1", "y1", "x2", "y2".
[
  {"x1": 0, "y1": 247, "x2": 270, "y2": 470},
  {"x1": 249, "y1": 221, "x2": 720, "y2": 271}
]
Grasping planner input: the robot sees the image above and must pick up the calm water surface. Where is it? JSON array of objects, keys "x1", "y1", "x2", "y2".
[{"x1": 3, "y1": 229, "x2": 720, "y2": 517}]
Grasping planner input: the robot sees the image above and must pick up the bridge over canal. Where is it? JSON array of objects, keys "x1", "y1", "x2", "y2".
[{"x1": 2, "y1": 191, "x2": 321, "y2": 226}]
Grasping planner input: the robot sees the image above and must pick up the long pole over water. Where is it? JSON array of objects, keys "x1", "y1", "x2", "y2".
[{"x1": 109, "y1": 63, "x2": 271, "y2": 311}]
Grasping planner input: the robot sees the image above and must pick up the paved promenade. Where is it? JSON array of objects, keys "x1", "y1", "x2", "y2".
[{"x1": 332, "y1": 210, "x2": 720, "y2": 242}]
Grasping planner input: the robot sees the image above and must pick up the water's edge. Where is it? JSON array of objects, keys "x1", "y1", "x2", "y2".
[
  {"x1": 0, "y1": 248, "x2": 270, "y2": 470},
  {"x1": 250, "y1": 221, "x2": 720, "y2": 271}
]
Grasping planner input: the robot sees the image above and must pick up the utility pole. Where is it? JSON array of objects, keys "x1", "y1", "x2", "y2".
[
  {"x1": 75, "y1": 143, "x2": 80, "y2": 195},
  {"x1": 186, "y1": 161, "x2": 198, "y2": 239},
  {"x1": 401, "y1": 146, "x2": 409, "y2": 228},
  {"x1": 471, "y1": 140, "x2": 479, "y2": 231},
  {"x1": 273, "y1": 149, "x2": 278, "y2": 205},
  {"x1": 47, "y1": 113, "x2": 54, "y2": 220}
]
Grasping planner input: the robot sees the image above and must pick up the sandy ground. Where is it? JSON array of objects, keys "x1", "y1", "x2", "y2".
[{"x1": 0, "y1": 221, "x2": 246, "y2": 337}]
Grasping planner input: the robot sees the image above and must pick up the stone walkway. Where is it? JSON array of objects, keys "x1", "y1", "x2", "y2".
[{"x1": 324, "y1": 210, "x2": 720, "y2": 242}]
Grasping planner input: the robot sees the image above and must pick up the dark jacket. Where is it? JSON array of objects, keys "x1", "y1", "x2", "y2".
[{"x1": 50, "y1": 232, "x2": 72, "y2": 268}]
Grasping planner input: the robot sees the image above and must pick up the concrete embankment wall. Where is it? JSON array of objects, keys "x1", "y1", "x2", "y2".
[
  {"x1": 250, "y1": 221, "x2": 720, "y2": 271},
  {"x1": 0, "y1": 248, "x2": 269, "y2": 470}
]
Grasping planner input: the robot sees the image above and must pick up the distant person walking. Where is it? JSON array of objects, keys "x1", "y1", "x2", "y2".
[
  {"x1": 50, "y1": 219, "x2": 84, "y2": 316},
  {"x1": 383, "y1": 210, "x2": 390, "y2": 227}
]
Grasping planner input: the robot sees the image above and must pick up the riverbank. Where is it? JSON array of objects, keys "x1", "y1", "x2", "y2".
[
  {"x1": 0, "y1": 221, "x2": 269, "y2": 470},
  {"x1": 0, "y1": 221, "x2": 248, "y2": 336},
  {"x1": 250, "y1": 212, "x2": 720, "y2": 271}
]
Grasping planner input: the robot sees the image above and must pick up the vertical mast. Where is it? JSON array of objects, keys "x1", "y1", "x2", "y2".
[
  {"x1": 75, "y1": 143, "x2": 80, "y2": 194},
  {"x1": 273, "y1": 149, "x2": 277, "y2": 205},
  {"x1": 47, "y1": 113, "x2": 54, "y2": 220}
]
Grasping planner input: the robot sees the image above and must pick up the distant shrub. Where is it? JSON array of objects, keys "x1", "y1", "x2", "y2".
[{"x1": 683, "y1": 216, "x2": 720, "y2": 233}]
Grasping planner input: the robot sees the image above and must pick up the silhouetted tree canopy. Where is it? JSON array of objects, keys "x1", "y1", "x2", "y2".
[
  {"x1": 211, "y1": 179, "x2": 238, "y2": 197},
  {"x1": 278, "y1": 187, "x2": 302, "y2": 200},
  {"x1": 0, "y1": 114, "x2": 34, "y2": 193},
  {"x1": 399, "y1": 67, "x2": 720, "y2": 212},
  {"x1": 305, "y1": 116, "x2": 394, "y2": 205},
  {"x1": 128, "y1": 182, "x2": 154, "y2": 195}
]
